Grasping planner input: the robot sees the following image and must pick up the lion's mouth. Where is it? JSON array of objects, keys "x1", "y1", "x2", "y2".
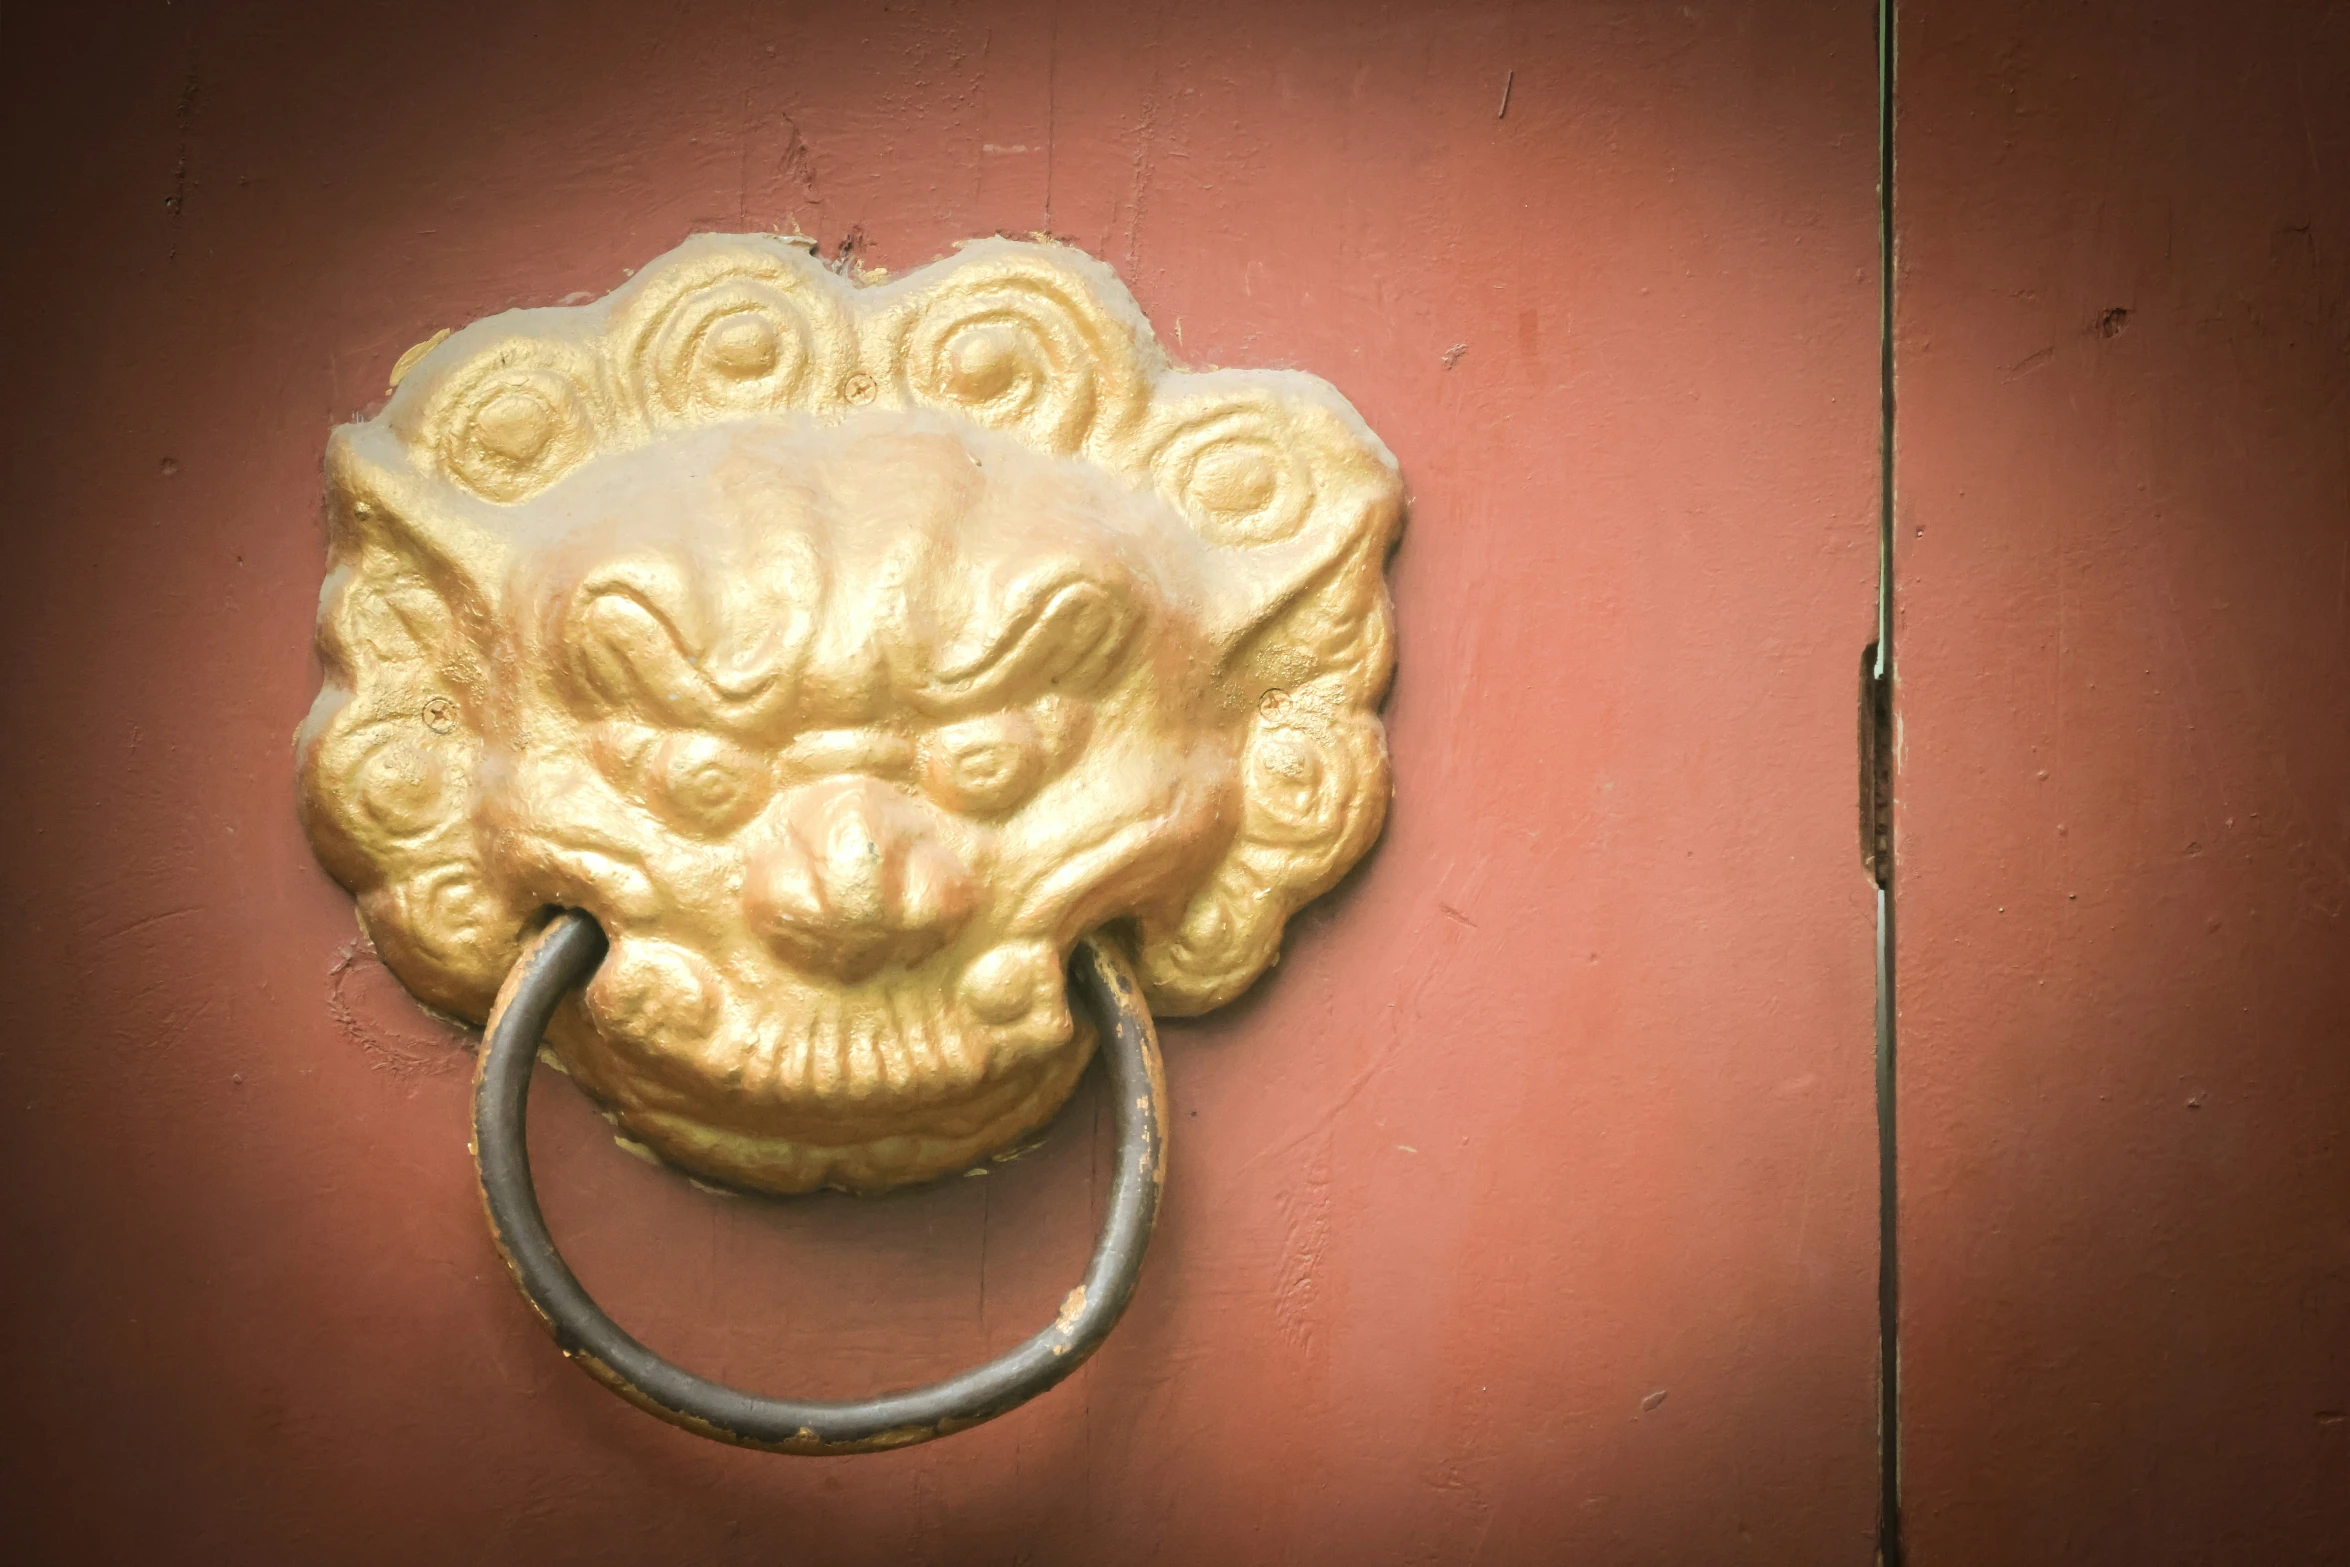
[
  {"x1": 690, "y1": 971, "x2": 1070, "y2": 1111},
  {"x1": 566, "y1": 932, "x2": 1077, "y2": 1126},
  {"x1": 546, "y1": 936, "x2": 1095, "y2": 1194}
]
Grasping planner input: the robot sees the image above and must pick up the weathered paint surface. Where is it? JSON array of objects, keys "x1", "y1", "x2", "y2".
[
  {"x1": 1894, "y1": 2, "x2": 2350, "y2": 1557},
  {"x1": 0, "y1": 2, "x2": 1880, "y2": 1560}
]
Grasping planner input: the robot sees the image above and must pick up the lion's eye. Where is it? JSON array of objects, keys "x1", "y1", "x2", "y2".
[
  {"x1": 648, "y1": 733, "x2": 771, "y2": 836},
  {"x1": 924, "y1": 713, "x2": 1044, "y2": 817}
]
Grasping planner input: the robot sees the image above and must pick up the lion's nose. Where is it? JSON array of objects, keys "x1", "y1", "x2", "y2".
[{"x1": 742, "y1": 777, "x2": 978, "y2": 981}]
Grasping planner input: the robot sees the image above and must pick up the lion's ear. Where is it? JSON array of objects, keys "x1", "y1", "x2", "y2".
[
  {"x1": 1140, "y1": 374, "x2": 1401, "y2": 683},
  {"x1": 1127, "y1": 376, "x2": 1402, "y2": 1014},
  {"x1": 296, "y1": 427, "x2": 531, "y2": 1020}
]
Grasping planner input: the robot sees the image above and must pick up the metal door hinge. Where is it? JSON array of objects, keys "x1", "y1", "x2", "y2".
[{"x1": 1860, "y1": 643, "x2": 1892, "y2": 885}]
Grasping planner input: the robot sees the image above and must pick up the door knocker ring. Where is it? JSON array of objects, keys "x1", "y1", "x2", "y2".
[{"x1": 475, "y1": 910, "x2": 1166, "y2": 1454}]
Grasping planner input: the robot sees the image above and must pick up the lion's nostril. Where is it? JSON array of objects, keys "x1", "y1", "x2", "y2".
[
  {"x1": 899, "y1": 839, "x2": 979, "y2": 938},
  {"x1": 751, "y1": 842, "x2": 827, "y2": 927}
]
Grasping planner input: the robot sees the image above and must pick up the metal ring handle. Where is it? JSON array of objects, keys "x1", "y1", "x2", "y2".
[{"x1": 472, "y1": 909, "x2": 1169, "y2": 1455}]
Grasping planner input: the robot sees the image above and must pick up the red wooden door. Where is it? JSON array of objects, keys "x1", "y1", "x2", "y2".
[
  {"x1": 3, "y1": 2, "x2": 1882, "y2": 1562},
  {"x1": 1893, "y1": 2, "x2": 2350, "y2": 1558}
]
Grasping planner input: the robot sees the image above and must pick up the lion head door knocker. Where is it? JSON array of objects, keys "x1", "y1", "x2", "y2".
[{"x1": 297, "y1": 234, "x2": 1399, "y2": 1451}]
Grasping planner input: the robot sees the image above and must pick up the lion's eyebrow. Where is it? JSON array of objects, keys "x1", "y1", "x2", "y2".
[
  {"x1": 567, "y1": 567, "x2": 794, "y2": 734},
  {"x1": 921, "y1": 573, "x2": 1137, "y2": 709}
]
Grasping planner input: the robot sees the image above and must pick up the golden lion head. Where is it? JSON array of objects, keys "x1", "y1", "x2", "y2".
[{"x1": 299, "y1": 234, "x2": 1400, "y2": 1193}]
